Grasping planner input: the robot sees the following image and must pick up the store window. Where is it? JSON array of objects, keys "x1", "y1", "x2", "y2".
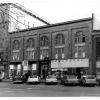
[{"x1": 40, "y1": 36, "x2": 49, "y2": 46}]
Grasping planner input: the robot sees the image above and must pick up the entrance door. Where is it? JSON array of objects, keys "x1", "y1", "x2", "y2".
[{"x1": 41, "y1": 64, "x2": 48, "y2": 79}]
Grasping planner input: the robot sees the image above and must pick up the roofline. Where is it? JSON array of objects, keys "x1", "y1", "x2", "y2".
[{"x1": 9, "y1": 17, "x2": 92, "y2": 34}]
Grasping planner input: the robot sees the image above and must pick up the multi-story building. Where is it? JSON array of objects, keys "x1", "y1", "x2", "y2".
[
  {"x1": 9, "y1": 18, "x2": 93, "y2": 79},
  {"x1": 0, "y1": 3, "x2": 50, "y2": 78}
]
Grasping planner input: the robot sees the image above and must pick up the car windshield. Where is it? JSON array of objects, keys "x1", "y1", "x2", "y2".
[
  {"x1": 48, "y1": 75, "x2": 56, "y2": 78},
  {"x1": 86, "y1": 76, "x2": 95, "y2": 79},
  {"x1": 30, "y1": 75, "x2": 38, "y2": 78}
]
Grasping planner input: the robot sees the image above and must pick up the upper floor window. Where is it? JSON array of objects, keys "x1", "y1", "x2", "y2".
[
  {"x1": 27, "y1": 38, "x2": 34, "y2": 48},
  {"x1": 55, "y1": 34, "x2": 65, "y2": 45},
  {"x1": 40, "y1": 36, "x2": 49, "y2": 46},
  {"x1": 13, "y1": 40, "x2": 20, "y2": 50},
  {"x1": 75, "y1": 31, "x2": 86, "y2": 44}
]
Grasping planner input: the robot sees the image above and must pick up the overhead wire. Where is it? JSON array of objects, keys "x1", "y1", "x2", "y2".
[{"x1": 0, "y1": 6, "x2": 30, "y2": 28}]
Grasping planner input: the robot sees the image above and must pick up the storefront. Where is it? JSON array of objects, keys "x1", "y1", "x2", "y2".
[
  {"x1": 39, "y1": 60, "x2": 50, "y2": 79},
  {"x1": 22, "y1": 60, "x2": 38, "y2": 76},
  {"x1": 9, "y1": 63, "x2": 22, "y2": 79},
  {"x1": 51, "y1": 59, "x2": 89, "y2": 78}
]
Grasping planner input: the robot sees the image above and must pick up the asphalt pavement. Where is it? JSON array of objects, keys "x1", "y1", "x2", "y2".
[{"x1": 0, "y1": 81, "x2": 100, "y2": 97}]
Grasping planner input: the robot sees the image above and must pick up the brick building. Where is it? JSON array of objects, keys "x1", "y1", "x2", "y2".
[{"x1": 9, "y1": 18, "x2": 93, "y2": 79}]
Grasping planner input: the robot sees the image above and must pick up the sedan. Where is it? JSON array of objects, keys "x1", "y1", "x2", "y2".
[
  {"x1": 27, "y1": 75, "x2": 40, "y2": 84},
  {"x1": 61, "y1": 75, "x2": 80, "y2": 85},
  {"x1": 45, "y1": 75, "x2": 58, "y2": 84},
  {"x1": 12, "y1": 75, "x2": 26, "y2": 84},
  {"x1": 80, "y1": 75, "x2": 96, "y2": 86}
]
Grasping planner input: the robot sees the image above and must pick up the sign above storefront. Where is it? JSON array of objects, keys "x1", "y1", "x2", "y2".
[{"x1": 51, "y1": 59, "x2": 89, "y2": 68}]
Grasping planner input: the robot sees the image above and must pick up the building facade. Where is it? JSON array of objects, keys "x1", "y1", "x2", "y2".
[
  {"x1": 9, "y1": 18, "x2": 93, "y2": 79},
  {"x1": 92, "y1": 31, "x2": 100, "y2": 75}
]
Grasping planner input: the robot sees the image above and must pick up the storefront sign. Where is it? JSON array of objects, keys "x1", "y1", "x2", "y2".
[
  {"x1": 9, "y1": 65, "x2": 14, "y2": 69},
  {"x1": 32, "y1": 64, "x2": 37, "y2": 70},
  {"x1": 51, "y1": 59, "x2": 89, "y2": 68}
]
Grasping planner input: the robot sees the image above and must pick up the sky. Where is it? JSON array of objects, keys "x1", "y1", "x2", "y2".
[{"x1": 0, "y1": 0, "x2": 100, "y2": 24}]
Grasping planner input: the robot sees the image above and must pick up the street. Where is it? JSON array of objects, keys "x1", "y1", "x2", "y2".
[{"x1": 0, "y1": 82, "x2": 100, "y2": 97}]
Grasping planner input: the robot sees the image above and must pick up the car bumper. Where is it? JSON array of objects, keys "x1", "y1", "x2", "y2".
[
  {"x1": 64, "y1": 81, "x2": 79, "y2": 85},
  {"x1": 45, "y1": 81, "x2": 58, "y2": 84},
  {"x1": 13, "y1": 80, "x2": 23, "y2": 83}
]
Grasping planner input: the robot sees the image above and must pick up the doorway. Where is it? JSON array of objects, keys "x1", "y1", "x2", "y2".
[{"x1": 41, "y1": 64, "x2": 48, "y2": 79}]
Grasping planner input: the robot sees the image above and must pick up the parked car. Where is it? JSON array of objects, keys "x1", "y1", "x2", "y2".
[
  {"x1": 45, "y1": 75, "x2": 58, "y2": 84},
  {"x1": 61, "y1": 75, "x2": 80, "y2": 85},
  {"x1": 12, "y1": 75, "x2": 26, "y2": 84},
  {"x1": 0, "y1": 71, "x2": 4, "y2": 82},
  {"x1": 80, "y1": 75, "x2": 96, "y2": 86},
  {"x1": 96, "y1": 74, "x2": 100, "y2": 85},
  {"x1": 27, "y1": 75, "x2": 40, "y2": 84}
]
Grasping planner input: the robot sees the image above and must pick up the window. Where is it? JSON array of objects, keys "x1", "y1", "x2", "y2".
[
  {"x1": 55, "y1": 34, "x2": 65, "y2": 59},
  {"x1": 74, "y1": 46, "x2": 85, "y2": 58},
  {"x1": 12, "y1": 52, "x2": 19, "y2": 61},
  {"x1": 96, "y1": 39, "x2": 100, "y2": 57},
  {"x1": 40, "y1": 49, "x2": 49, "y2": 60},
  {"x1": 55, "y1": 34, "x2": 65, "y2": 45},
  {"x1": 27, "y1": 38, "x2": 34, "y2": 48},
  {"x1": 13, "y1": 40, "x2": 20, "y2": 50},
  {"x1": 75, "y1": 31, "x2": 86, "y2": 44},
  {"x1": 40, "y1": 36, "x2": 49, "y2": 46},
  {"x1": 82, "y1": 34, "x2": 86, "y2": 43},
  {"x1": 27, "y1": 51, "x2": 34, "y2": 60},
  {"x1": 55, "y1": 47, "x2": 65, "y2": 59}
]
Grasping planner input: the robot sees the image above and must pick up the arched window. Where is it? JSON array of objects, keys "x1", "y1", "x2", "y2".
[
  {"x1": 82, "y1": 34, "x2": 86, "y2": 43},
  {"x1": 55, "y1": 34, "x2": 65, "y2": 45},
  {"x1": 40, "y1": 36, "x2": 49, "y2": 46},
  {"x1": 27, "y1": 38, "x2": 34, "y2": 48},
  {"x1": 75, "y1": 31, "x2": 85, "y2": 43},
  {"x1": 13, "y1": 40, "x2": 20, "y2": 50}
]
